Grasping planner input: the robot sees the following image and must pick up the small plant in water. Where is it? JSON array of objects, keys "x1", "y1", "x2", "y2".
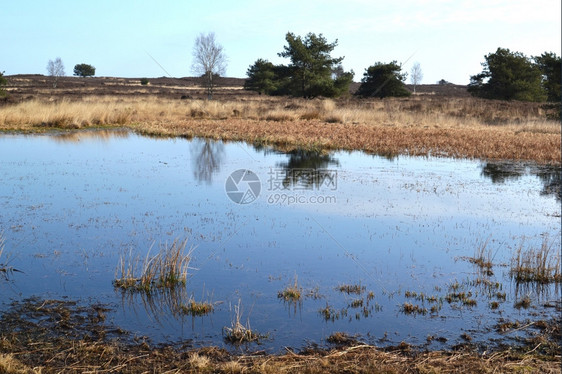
[
  {"x1": 509, "y1": 236, "x2": 561, "y2": 284},
  {"x1": 0, "y1": 233, "x2": 21, "y2": 280},
  {"x1": 468, "y1": 237, "x2": 494, "y2": 275},
  {"x1": 402, "y1": 302, "x2": 427, "y2": 315},
  {"x1": 514, "y1": 295, "x2": 532, "y2": 309},
  {"x1": 337, "y1": 283, "x2": 366, "y2": 295},
  {"x1": 182, "y1": 299, "x2": 214, "y2": 316},
  {"x1": 278, "y1": 276, "x2": 302, "y2": 302},
  {"x1": 223, "y1": 299, "x2": 263, "y2": 344},
  {"x1": 113, "y1": 239, "x2": 193, "y2": 293}
]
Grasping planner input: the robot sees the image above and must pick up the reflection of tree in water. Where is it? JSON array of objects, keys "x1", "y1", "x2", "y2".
[
  {"x1": 480, "y1": 162, "x2": 526, "y2": 183},
  {"x1": 276, "y1": 149, "x2": 340, "y2": 189},
  {"x1": 191, "y1": 139, "x2": 224, "y2": 184},
  {"x1": 480, "y1": 161, "x2": 561, "y2": 200},
  {"x1": 535, "y1": 167, "x2": 561, "y2": 201}
]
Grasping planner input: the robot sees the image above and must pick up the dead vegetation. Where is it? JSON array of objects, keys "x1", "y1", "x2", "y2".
[
  {"x1": 223, "y1": 299, "x2": 264, "y2": 344},
  {"x1": 510, "y1": 236, "x2": 561, "y2": 285},
  {"x1": 0, "y1": 232, "x2": 20, "y2": 280},
  {"x1": 113, "y1": 239, "x2": 193, "y2": 293},
  {"x1": 0, "y1": 297, "x2": 559, "y2": 373},
  {"x1": 0, "y1": 94, "x2": 560, "y2": 164}
]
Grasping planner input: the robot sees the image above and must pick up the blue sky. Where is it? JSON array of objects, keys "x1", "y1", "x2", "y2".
[{"x1": 2, "y1": 0, "x2": 560, "y2": 84}]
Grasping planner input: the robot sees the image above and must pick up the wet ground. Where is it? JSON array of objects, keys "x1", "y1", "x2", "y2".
[{"x1": 0, "y1": 129, "x2": 560, "y2": 352}]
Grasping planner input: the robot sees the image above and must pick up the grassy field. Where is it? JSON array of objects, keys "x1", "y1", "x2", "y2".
[{"x1": 0, "y1": 93, "x2": 560, "y2": 164}]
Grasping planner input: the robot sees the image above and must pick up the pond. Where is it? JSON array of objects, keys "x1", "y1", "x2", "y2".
[{"x1": 0, "y1": 129, "x2": 560, "y2": 352}]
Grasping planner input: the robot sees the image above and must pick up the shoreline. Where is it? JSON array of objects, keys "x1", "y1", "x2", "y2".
[
  {"x1": 0, "y1": 95, "x2": 559, "y2": 165},
  {"x1": 0, "y1": 297, "x2": 560, "y2": 373}
]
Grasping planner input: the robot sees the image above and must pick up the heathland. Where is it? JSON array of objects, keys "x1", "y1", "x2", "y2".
[
  {"x1": 0, "y1": 75, "x2": 560, "y2": 373},
  {"x1": 1, "y1": 75, "x2": 560, "y2": 165}
]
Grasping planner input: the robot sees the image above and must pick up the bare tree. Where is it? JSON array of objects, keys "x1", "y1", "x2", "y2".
[
  {"x1": 191, "y1": 32, "x2": 227, "y2": 100},
  {"x1": 410, "y1": 62, "x2": 423, "y2": 94},
  {"x1": 47, "y1": 57, "x2": 65, "y2": 88}
]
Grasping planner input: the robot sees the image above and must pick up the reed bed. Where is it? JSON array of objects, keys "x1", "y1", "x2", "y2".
[{"x1": 0, "y1": 96, "x2": 559, "y2": 163}]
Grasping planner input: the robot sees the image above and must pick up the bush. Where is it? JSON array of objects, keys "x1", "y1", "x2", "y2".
[
  {"x1": 73, "y1": 63, "x2": 96, "y2": 77},
  {"x1": 356, "y1": 61, "x2": 411, "y2": 98},
  {"x1": 140, "y1": 78, "x2": 149, "y2": 86}
]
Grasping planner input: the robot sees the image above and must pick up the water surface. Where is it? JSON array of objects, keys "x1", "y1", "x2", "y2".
[{"x1": 0, "y1": 129, "x2": 560, "y2": 351}]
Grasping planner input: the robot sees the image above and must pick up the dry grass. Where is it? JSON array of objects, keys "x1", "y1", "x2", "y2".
[
  {"x1": 114, "y1": 239, "x2": 193, "y2": 292},
  {"x1": 0, "y1": 296, "x2": 560, "y2": 373},
  {"x1": 223, "y1": 300, "x2": 263, "y2": 344},
  {"x1": 278, "y1": 275, "x2": 302, "y2": 302},
  {"x1": 468, "y1": 237, "x2": 494, "y2": 276},
  {"x1": 182, "y1": 298, "x2": 214, "y2": 316},
  {"x1": 0, "y1": 95, "x2": 560, "y2": 164},
  {"x1": 0, "y1": 232, "x2": 20, "y2": 280},
  {"x1": 510, "y1": 236, "x2": 561, "y2": 284}
]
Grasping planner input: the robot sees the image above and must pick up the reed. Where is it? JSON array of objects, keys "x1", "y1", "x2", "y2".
[
  {"x1": 509, "y1": 236, "x2": 561, "y2": 284},
  {"x1": 223, "y1": 299, "x2": 262, "y2": 344},
  {"x1": 0, "y1": 232, "x2": 19, "y2": 280},
  {"x1": 113, "y1": 239, "x2": 193, "y2": 293}
]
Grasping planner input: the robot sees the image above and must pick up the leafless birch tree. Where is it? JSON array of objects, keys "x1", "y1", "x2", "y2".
[{"x1": 191, "y1": 32, "x2": 227, "y2": 100}]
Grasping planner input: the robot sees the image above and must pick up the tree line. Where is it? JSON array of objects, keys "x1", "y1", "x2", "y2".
[
  {"x1": 4, "y1": 31, "x2": 559, "y2": 103},
  {"x1": 244, "y1": 32, "x2": 560, "y2": 102}
]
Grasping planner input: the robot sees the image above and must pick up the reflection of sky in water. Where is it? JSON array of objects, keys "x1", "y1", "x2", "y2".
[{"x1": 0, "y1": 130, "x2": 560, "y2": 351}]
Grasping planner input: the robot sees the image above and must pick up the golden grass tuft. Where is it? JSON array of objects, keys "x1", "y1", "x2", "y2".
[
  {"x1": 510, "y1": 236, "x2": 561, "y2": 284},
  {"x1": 181, "y1": 299, "x2": 214, "y2": 316},
  {"x1": 0, "y1": 353, "x2": 40, "y2": 374},
  {"x1": 223, "y1": 300, "x2": 263, "y2": 344},
  {"x1": 113, "y1": 239, "x2": 193, "y2": 293},
  {"x1": 468, "y1": 237, "x2": 494, "y2": 276},
  {"x1": 337, "y1": 283, "x2": 365, "y2": 295},
  {"x1": 278, "y1": 276, "x2": 302, "y2": 302}
]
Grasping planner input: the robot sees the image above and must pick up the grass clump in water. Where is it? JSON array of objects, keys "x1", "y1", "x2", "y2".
[
  {"x1": 182, "y1": 299, "x2": 214, "y2": 316},
  {"x1": 223, "y1": 300, "x2": 263, "y2": 344},
  {"x1": 278, "y1": 276, "x2": 302, "y2": 302},
  {"x1": 113, "y1": 239, "x2": 193, "y2": 293},
  {"x1": 509, "y1": 236, "x2": 561, "y2": 284},
  {"x1": 337, "y1": 283, "x2": 366, "y2": 295},
  {"x1": 0, "y1": 233, "x2": 21, "y2": 280},
  {"x1": 468, "y1": 237, "x2": 494, "y2": 276},
  {"x1": 401, "y1": 303, "x2": 427, "y2": 315}
]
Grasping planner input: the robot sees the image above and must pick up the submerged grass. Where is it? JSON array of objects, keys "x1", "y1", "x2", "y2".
[
  {"x1": 113, "y1": 239, "x2": 193, "y2": 293},
  {"x1": 510, "y1": 236, "x2": 561, "y2": 284},
  {"x1": 0, "y1": 96, "x2": 560, "y2": 163}
]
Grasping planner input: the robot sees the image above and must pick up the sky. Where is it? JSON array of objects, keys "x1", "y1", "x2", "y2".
[{"x1": 1, "y1": 0, "x2": 560, "y2": 85}]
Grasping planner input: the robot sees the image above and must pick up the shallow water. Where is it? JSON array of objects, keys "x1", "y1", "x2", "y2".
[{"x1": 0, "y1": 129, "x2": 560, "y2": 351}]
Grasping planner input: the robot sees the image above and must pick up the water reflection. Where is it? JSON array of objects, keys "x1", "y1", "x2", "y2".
[
  {"x1": 275, "y1": 150, "x2": 340, "y2": 190},
  {"x1": 191, "y1": 139, "x2": 225, "y2": 184},
  {"x1": 51, "y1": 129, "x2": 130, "y2": 143},
  {"x1": 480, "y1": 161, "x2": 561, "y2": 200}
]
